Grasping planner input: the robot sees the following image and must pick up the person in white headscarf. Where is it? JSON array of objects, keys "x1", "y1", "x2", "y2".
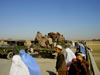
[
  {"x1": 9, "y1": 55, "x2": 30, "y2": 75},
  {"x1": 65, "y1": 44, "x2": 76, "y2": 70}
]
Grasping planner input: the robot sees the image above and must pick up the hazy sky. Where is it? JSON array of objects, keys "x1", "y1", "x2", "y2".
[{"x1": 0, "y1": 0, "x2": 100, "y2": 40}]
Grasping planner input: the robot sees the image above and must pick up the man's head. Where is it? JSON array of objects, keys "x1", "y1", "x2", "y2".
[
  {"x1": 56, "y1": 45, "x2": 62, "y2": 53},
  {"x1": 76, "y1": 54, "x2": 83, "y2": 62}
]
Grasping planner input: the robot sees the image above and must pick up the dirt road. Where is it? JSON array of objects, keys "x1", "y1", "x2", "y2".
[{"x1": 0, "y1": 57, "x2": 56, "y2": 75}]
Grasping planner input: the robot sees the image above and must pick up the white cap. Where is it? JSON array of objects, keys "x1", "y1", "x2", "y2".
[
  {"x1": 56, "y1": 45, "x2": 62, "y2": 50},
  {"x1": 77, "y1": 53, "x2": 85, "y2": 57}
]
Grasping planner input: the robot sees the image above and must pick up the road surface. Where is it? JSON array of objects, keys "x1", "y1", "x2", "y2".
[
  {"x1": 0, "y1": 53, "x2": 100, "y2": 75},
  {"x1": 0, "y1": 57, "x2": 56, "y2": 75}
]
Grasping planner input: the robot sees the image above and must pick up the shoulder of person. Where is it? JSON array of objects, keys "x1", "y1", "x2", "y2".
[
  {"x1": 82, "y1": 60, "x2": 89, "y2": 67},
  {"x1": 59, "y1": 53, "x2": 65, "y2": 58}
]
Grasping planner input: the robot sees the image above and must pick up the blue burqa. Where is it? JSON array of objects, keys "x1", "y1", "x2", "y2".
[
  {"x1": 79, "y1": 44, "x2": 86, "y2": 54},
  {"x1": 19, "y1": 50, "x2": 41, "y2": 75}
]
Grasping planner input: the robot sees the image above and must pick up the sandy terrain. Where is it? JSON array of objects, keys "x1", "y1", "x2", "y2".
[{"x1": 0, "y1": 57, "x2": 56, "y2": 75}]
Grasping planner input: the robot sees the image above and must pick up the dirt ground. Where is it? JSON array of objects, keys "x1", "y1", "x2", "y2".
[{"x1": 0, "y1": 57, "x2": 56, "y2": 75}]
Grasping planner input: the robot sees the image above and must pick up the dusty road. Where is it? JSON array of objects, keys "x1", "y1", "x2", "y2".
[
  {"x1": 0, "y1": 57, "x2": 56, "y2": 75},
  {"x1": 0, "y1": 53, "x2": 100, "y2": 75},
  {"x1": 0, "y1": 58, "x2": 11, "y2": 75}
]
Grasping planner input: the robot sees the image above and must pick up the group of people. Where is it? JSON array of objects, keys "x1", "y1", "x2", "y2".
[
  {"x1": 35, "y1": 31, "x2": 65, "y2": 48},
  {"x1": 55, "y1": 41, "x2": 89, "y2": 75},
  {"x1": 9, "y1": 40, "x2": 90, "y2": 75},
  {"x1": 9, "y1": 50, "x2": 41, "y2": 75}
]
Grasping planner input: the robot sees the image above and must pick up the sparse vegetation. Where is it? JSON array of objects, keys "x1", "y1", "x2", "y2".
[{"x1": 87, "y1": 41, "x2": 100, "y2": 71}]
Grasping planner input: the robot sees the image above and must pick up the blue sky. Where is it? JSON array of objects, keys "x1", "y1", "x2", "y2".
[{"x1": 0, "y1": 0, "x2": 100, "y2": 40}]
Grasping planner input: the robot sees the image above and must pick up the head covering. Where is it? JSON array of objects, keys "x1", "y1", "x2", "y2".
[
  {"x1": 9, "y1": 55, "x2": 30, "y2": 75},
  {"x1": 76, "y1": 52, "x2": 85, "y2": 57},
  {"x1": 56, "y1": 45, "x2": 62, "y2": 50},
  {"x1": 65, "y1": 48, "x2": 76, "y2": 67},
  {"x1": 19, "y1": 50, "x2": 41, "y2": 75}
]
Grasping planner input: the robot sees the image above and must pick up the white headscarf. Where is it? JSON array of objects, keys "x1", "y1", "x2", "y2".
[
  {"x1": 9, "y1": 55, "x2": 30, "y2": 75},
  {"x1": 65, "y1": 48, "x2": 76, "y2": 67}
]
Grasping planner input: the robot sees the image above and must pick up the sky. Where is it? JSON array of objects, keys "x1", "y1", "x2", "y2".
[{"x1": 0, "y1": 0, "x2": 100, "y2": 40}]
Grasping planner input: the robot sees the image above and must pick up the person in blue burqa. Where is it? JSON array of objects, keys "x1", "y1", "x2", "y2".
[{"x1": 19, "y1": 50, "x2": 41, "y2": 75}]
